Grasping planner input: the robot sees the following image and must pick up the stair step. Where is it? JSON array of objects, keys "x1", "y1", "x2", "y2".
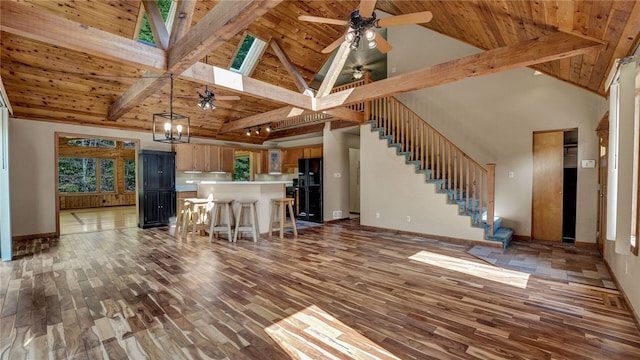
[{"x1": 487, "y1": 227, "x2": 514, "y2": 248}]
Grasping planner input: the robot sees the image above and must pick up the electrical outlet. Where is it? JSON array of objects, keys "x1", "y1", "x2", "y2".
[
  {"x1": 333, "y1": 172, "x2": 341, "y2": 178},
  {"x1": 333, "y1": 210, "x2": 342, "y2": 219},
  {"x1": 406, "y1": 216, "x2": 411, "y2": 222},
  {"x1": 508, "y1": 171, "x2": 514, "y2": 178},
  {"x1": 375, "y1": 212, "x2": 380, "y2": 219}
]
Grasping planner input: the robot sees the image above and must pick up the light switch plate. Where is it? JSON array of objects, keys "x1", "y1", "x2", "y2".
[{"x1": 581, "y1": 159, "x2": 596, "y2": 168}]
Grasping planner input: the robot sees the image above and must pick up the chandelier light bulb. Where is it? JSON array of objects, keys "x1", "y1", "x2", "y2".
[
  {"x1": 364, "y1": 28, "x2": 376, "y2": 41},
  {"x1": 368, "y1": 40, "x2": 377, "y2": 49},
  {"x1": 345, "y1": 31, "x2": 356, "y2": 42}
]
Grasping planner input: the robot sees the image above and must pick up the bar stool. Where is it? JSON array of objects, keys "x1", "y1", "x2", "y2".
[
  {"x1": 269, "y1": 198, "x2": 297, "y2": 239},
  {"x1": 233, "y1": 199, "x2": 259, "y2": 242},
  {"x1": 181, "y1": 200, "x2": 212, "y2": 241},
  {"x1": 208, "y1": 199, "x2": 235, "y2": 242},
  {"x1": 175, "y1": 198, "x2": 189, "y2": 236}
]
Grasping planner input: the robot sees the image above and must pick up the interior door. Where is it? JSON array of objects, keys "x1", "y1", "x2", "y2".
[{"x1": 532, "y1": 131, "x2": 564, "y2": 241}]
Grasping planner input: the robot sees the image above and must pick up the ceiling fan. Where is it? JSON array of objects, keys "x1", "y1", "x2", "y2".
[
  {"x1": 298, "y1": 0, "x2": 432, "y2": 54},
  {"x1": 197, "y1": 87, "x2": 240, "y2": 111}
]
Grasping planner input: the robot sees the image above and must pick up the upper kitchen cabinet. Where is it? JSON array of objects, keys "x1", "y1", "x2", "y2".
[
  {"x1": 207, "y1": 146, "x2": 234, "y2": 173},
  {"x1": 282, "y1": 148, "x2": 303, "y2": 173},
  {"x1": 303, "y1": 146, "x2": 323, "y2": 159},
  {"x1": 175, "y1": 144, "x2": 206, "y2": 172}
]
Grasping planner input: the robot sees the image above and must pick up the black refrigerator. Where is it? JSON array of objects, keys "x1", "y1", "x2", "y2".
[{"x1": 297, "y1": 158, "x2": 322, "y2": 223}]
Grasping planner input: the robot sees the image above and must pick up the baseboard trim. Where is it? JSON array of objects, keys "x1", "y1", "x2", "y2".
[
  {"x1": 358, "y1": 224, "x2": 503, "y2": 248},
  {"x1": 13, "y1": 232, "x2": 58, "y2": 242},
  {"x1": 604, "y1": 259, "x2": 640, "y2": 334},
  {"x1": 512, "y1": 234, "x2": 532, "y2": 241}
]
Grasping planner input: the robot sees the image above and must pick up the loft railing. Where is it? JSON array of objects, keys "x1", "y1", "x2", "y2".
[{"x1": 369, "y1": 96, "x2": 496, "y2": 235}]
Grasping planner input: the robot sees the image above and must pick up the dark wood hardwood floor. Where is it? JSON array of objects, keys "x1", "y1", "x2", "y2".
[{"x1": 1, "y1": 219, "x2": 639, "y2": 359}]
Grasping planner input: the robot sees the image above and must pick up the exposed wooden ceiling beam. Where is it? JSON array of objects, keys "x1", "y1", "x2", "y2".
[
  {"x1": 270, "y1": 40, "x2": 311, "y2": 94},
  {"x1": 108, "y1": 1, "x2": 281, "y2": 121},
  {"x1": 317, "y1": 31, "x2": 605, "y2": 110},
  {"x1": 316, "y1": 41, "x2": 351, "y2": 98},
  {"x1": 323, "y1": 107, "x2": 365, "y2": 123},
  {"x1": 182, "y1": 62, "x2": 311, "y2": 109},
  {"x1": 168, "y1": 1, "x2": 282, "y2": 73},
  {"x1": 168, "y1": 0, "x2": 197, "y2": 47},
  {"x1": 141, "y1": 0, "x2": 169, "y2": 50},
  {"x1": 0, "y1": 1, "x2": 166, "y2": 71}
]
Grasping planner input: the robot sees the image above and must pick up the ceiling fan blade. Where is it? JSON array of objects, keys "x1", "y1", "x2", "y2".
[
  {"x1": 374, "y1": 32, "x2": 392, "y2": 53},
  {"x1": 215, "y1": 96, "x2": 241, "y2": 101},
  {"x1": 359, "y1": 0, "x2": 377, "y2": 18},
  {"x1": 322, "y1": 36, "x2": 346, "y2": 54},
  {"x1": 298, "y1": 15, "x2": 348, "y2": 26},
  {"x1": 377, "y1": 11, "x2": 433, "y2": 27}
]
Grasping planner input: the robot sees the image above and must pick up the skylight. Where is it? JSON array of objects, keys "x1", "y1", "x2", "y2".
[
  {"x1": 137, "y1": 0, "x2": 175, "y2": 46},
  {"x1": 230, "y1": 34, "x2": 267, "y2": 76}
]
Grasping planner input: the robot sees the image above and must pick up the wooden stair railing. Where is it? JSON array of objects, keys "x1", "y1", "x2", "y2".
[{"x1": 369, "y1": 96, "x2": 496, "y2": 235}]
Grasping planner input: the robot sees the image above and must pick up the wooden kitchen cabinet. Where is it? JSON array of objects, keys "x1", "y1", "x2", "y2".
[
  {"x1": 175, "y1": 144, "x2": 207, "y2": 172},
  {"x1": 206, "y1": 145, "x2": 235, "y2": 173},
  {"x1": 282, "y1": 148, "x2": 302, "y2": 173},
  {"x1": 220, "y1": 147, "x2": 235, "y2": 173},
  {"x1": 303, "y1": 145, "x2": 323, "y2": 159},
  {"x1": 254, "y1": 150, "x2": 268, "y2": 174}
]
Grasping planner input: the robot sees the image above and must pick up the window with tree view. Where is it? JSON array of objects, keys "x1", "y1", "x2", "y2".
[{"x1": 58, "y1": 137, "x2": 135, "y2": 194}]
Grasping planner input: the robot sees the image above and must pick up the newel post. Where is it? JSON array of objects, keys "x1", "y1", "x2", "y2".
[
  {"x1": 364, "y1": 71, "x2": 372, "y2": 121},
  {"x1": 486, "y1": 163, "x2": 496, "y2": 236}
]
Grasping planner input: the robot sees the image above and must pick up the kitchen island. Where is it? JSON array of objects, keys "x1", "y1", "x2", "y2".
[{"x1": 190, "y1": 180, "x2": 292, "y2": 235}]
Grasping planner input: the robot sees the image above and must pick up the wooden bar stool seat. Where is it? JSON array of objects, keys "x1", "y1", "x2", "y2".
[
  {"x1": 269, "y1": 198, "x2": 297, "y2": 239},
  {"x1": 233, "y1": 199, "x2": 260, "y2": 242},
  {"x1": 181, "y1": 199, "x2": 212, "y2": 241},
  {"x1": 208, "y1": 199, "x2": 235, "y2": 242}
]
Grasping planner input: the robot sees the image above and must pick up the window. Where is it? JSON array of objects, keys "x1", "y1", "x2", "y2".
[
  {"x1": 100, "y1": 159, "x2": 115, "y2": 192},
  {"x1": 234, "y1": 155, "x2": 250, "y2": 181},
  {"x1": 124, "y1": 159, "x2": 136, "y2": 192},
  {"x1": 230, "y1": 33, "x2": 267, "y2": 76},
  {"x1": 59, "y1": 158, "x2": 97, "y2": 193},
  {"x1": 58, "y1": 137, "x2": 136, "y2": 196}
]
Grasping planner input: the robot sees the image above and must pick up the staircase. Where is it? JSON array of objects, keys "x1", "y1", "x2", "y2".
[{"x1": 366, "y1": 96, "x2": 513, "y2": 248}]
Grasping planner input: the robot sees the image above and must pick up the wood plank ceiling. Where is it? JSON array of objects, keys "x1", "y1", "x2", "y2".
[{"x1": 1, "y1": 1, "x2": 639, "y2": 143}]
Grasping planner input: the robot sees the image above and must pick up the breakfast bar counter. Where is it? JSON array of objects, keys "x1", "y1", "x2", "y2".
[{"x1": 191, "y1": 181, "x2": 291, "y2": 235}]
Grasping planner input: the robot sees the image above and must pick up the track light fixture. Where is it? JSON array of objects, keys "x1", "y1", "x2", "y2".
[
  {"x1": 246, "y1": 128, "x2": 251, "y2": 136},
  {"x1": 255, "y1": 127, "x2": 261, "y2": 135}
]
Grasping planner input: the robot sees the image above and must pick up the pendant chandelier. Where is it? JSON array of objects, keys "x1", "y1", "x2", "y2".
[{"x1": 152, "y1": 74, "x2": 190, "y2": 144}]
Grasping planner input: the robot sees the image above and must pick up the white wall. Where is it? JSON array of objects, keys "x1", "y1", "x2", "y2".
[
  {"x1": 387, "y1": 25, "x2": 607, "y2": 241},
  {"x1": 605, "y1": 61, "x2": 640, "y2": 320},
  {"x1": 9, "y1": 118, "x2": 171, "y2": 236},
  {"x1": 322, "y1": 125, "x2": 359, "y2": 221},
  {"x1": 360, "y1": 125, "x2": 486, "y2": 241}
]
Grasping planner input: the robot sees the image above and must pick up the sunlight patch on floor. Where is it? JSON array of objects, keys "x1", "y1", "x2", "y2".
[
  {"x1": 409, "y1": 250, "x2": 530, "y2": 289},
  {"x1": 265, "y1": 305, "x2": 401, "y2": 360}
]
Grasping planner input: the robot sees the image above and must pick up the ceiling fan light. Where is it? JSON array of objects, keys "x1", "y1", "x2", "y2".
[
  {"x1": 345, "y1": 31, "x2": 356, "y2": 42},
  {"x1": 368, "y1": 40, "x2": 377, "y2": 49},
  {"x1": 364, "y1": 28, "x2": 376, "y2": 41}
]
